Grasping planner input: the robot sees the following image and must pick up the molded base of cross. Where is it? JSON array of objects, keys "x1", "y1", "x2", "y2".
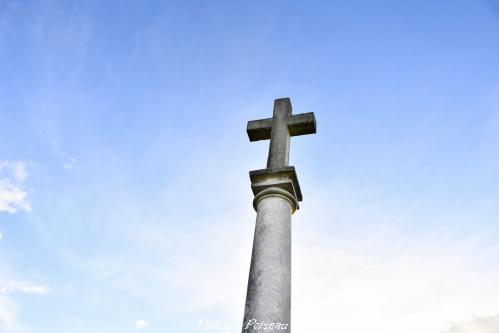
[{"x1": 249, "y1": 166, "x2": 302, "y2": 212}]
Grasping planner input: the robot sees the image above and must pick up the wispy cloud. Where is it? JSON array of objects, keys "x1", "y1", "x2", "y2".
[
  {"x1": 135, "y1": 319, "x2": 147, "y2": 329},
  {"x1": 442, "y1": 314, "x2": 499, "y2": 333},
  {"x1": 0, "y1": 161, "x2": 28, "y2": 182},
  {"x1": 62, "y1": 156, "x2": 77, "y2": 170},
  {"x1": 290, "y1": 186, "x2": 499, "y2": 333},
  {"x1": 0, "y1": 274, "x2": 49, "y2": 331},
  {"x1": 0, "y1": 160, "x2": 31, "y2": 213},
  {"x1": 0, "y1": 280, "x2": 50, "y2": 295},
  {"x1": 0, "y1": 296, "x2": 16, "y2": 332}
]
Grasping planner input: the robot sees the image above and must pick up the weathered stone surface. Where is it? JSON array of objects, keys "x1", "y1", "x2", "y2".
[
  {"x1": 246, "y1": 97, "x2": 316, "y2": 170},
  {"x1": 242, "y1": 195, "x2": 292, "y2": 332},
  {"x1": 242, "y1": 98, "x2": 316, "y2": 333},
  {"x1": 250, "y1": 166, "x2": 302, "y2": 204}
]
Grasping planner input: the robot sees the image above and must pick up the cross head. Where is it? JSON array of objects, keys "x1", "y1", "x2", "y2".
[{"x1": 247, "y1": 98, "x2": 316, "y2": 169}]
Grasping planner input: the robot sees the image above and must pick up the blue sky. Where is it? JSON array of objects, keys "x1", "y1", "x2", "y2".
[{"x1": 1, "y1": 0, "x2": 499, "y2": 332}]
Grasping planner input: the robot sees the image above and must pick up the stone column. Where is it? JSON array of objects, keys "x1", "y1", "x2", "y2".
[
  {"x1": 242, "y1": 168, "x2": 301, "y2": 333},
  {"x1": 243, "y1": 97, "x2": 316, "y2": 333}
]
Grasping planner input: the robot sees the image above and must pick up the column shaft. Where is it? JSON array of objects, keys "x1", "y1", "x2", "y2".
[{"x1": 242, "y1": 195, "x2": 292, "y2": 332}]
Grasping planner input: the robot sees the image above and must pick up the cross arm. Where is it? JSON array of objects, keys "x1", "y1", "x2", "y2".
[
  {"x1": 287, "y1": 112, "x2": 316, "y2": 136},
  {"x1": 247, "y1": 118, "x2": 273, "y2": 141}
]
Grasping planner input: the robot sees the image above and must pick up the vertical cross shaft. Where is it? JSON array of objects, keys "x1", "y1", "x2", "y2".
[{"x1": 267, "y1": 99, "x2": 292, "y2": 169}]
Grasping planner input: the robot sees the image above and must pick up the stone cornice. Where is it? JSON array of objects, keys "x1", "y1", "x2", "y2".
[{"x1": 249, "y1": 166, "x2": 302, "y2": 213}]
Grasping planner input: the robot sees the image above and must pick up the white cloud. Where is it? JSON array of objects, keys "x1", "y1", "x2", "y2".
[
  {"x1": 62, "y1": 157, "x2": 77, "y2": 170},
  {"x1": 0, "y1": 160, "x2": 31, "y2": 213},
  {"x1": 0, "y1": 296, "x2": 16, "y2": 332},
  {"x1": 0, "y1": 273, "x2": 49, "y2": 331},
  {"x1": 442, "y1": 314, "x2": 499, "y2": 333},
  {"x1": 0, "y1": 161, "x2": 27, "y2": 182},
  {"x1": 289, "y1": 187, "x2": 499, "y2": 333},
  {"x1": 292, "y1": 239, "x2": 499, "y2": 333},
  {"x1": 135, "y1": 319, "x2": 147, "y2": 329},
  {"x1": 0, "y1": 280, "x2": 50, "y2": 295},
  {"x1": 0, "y1": 179, "x2": 31, "y2": 213}
]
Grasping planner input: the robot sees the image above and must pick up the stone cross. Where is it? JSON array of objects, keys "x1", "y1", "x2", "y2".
[
  {"x1": 247, "y1": 98, "x2": 316, "y2": 169},
  {"x1": 242, "y1": 98, "x2": 316, "y2": 333}
]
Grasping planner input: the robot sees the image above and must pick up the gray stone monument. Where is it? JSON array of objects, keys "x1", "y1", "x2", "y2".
[{"x1": 242, "y1": 97, "x2": 316, "y2": 332}]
